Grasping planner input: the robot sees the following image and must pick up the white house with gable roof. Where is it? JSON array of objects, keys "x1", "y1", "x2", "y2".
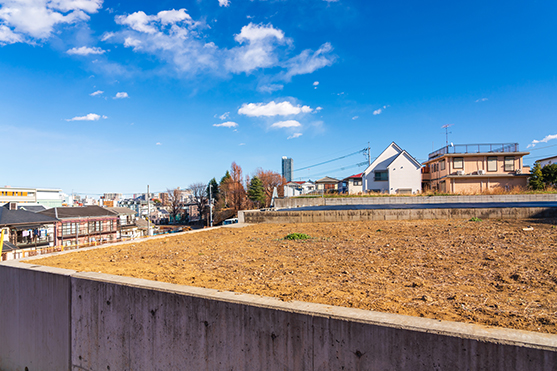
[{"x1": 362, "y1": 142, "x2": 422, "y2": 194}]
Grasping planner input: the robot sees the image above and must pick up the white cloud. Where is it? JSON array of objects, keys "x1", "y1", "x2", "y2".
[
  {"x1": 527, "y1": 134, "x2": 557, "y2": 148},
  {"x1": 238, "y1": 101, "x2": 312, "y2": 117},
  {"x1": 475, "y1": 98, "x2": 488, "y2": 102},
  {"x1": 90, "y1": 90, "x2": 103, "y2": 96},
  {"x1": 271, "y1": 120, "x2": 301, "y2": 128},
  {"x1": 282, "y1": 42, "x2": 335, "y2": 81},
  {"x1": 114, "y1": 92, "x2": 129, "y2": 99},
  {"x1": 66, "y1": 46, "x2": 105, "y2": 55},
  {"x1": 108, "y1": 12, "x2": 335, "y2": 84},
  {"x1": 219, "y1": 112, "x2": 229, "y2": 120},
  {"x1": 0, "y1": 0, "x2": 102, "y2": 42},
  {"x1": 66, "y1": 113, "x2": 105, "y2": 121},
  {"x1": 0, "y1": 24, "x2": 22, "y2": 44},
  {"x1": 156, "y1": 142, "x2": 161, "y2": 145},
  {"x1": 315, "y1": 106, "x2": 323, "y2": 111},
  {"x1": 226, "y1": 23, "x2": 286, "y2": 73},
  {"x1": 287, "y1": 133, "x2": 303, "y2": 139},
  {"x1": 218, "y1": 0, "x2": 230, "y2": 7},
  {"x1": 313, "y1": 81, "x2": 319, "y2": 86},
  {"x1": 213, "y1": 121, "x2": 238, "y2": 128},
  {"x1": 101, "y1": 32, "x2": 114, "y2": 41},
  {"x1": 352, "y1": 116, "x2": 359, "y2": 120},
  {"x1": 239, "y1": 143, "x2": 245, "y2": 146},
  {"x1": 373, "y1": 108, "x2": 382, "y2": 115}
]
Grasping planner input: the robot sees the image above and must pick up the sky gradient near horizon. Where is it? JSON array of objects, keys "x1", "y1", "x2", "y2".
[{"x1": 1, "y1": 0, "x2": 556, "y2": 196}]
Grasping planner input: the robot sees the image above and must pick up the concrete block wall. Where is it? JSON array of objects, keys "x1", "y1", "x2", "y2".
[
  {"x1": 1, "y1": 261, "x2": 556, "y2": 370},
  {"x1": 275, "y1": 194, "x2": 557, "y2": 209},
  {"x1": 243, "y1": 207, "x2": 557, "y2": 224}
]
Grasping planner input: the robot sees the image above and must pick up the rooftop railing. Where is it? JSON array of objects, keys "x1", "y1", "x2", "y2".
[{"x1": 428, "y1": 143, "x2": 519, "y2": 160}]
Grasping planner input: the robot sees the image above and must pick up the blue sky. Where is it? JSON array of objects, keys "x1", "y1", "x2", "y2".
[{"x1": 1, "y1": 0, "x2": 556, "y2": 195}]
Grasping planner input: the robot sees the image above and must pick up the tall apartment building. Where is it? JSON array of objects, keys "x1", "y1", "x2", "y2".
[{"x1": 282, "y1": 156, "x2": 293, "y2": 182}]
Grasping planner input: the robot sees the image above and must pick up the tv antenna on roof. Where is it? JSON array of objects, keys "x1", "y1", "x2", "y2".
[{"x1": 441, "y1": 124, "x2": 454, "y2": 146}]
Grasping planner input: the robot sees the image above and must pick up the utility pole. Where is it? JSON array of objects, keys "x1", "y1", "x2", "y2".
[
  {"x1": 147, "y1": 185, "x2": 152, "y2": 236},
  {"x1": 367, "y1": 142, "x2": 371, "y2": 165},
  {"x1": 209, "y1": 184, "x2": 213, "y2": 227}
]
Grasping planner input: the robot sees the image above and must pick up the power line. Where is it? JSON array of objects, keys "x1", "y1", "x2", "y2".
[
  {"x1": 293, "y1": 149, "x2": 366, "y2": 172},
  {"x1": 295, "y1": 161, "x2": 369, "y2": 180}
]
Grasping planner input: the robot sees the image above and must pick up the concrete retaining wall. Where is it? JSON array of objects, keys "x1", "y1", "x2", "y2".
[
  {"x1": 275, "y1": 194, "x2": 557, "y2": 209},
  {"x1": 243, "y1": 207, "x2": 557, "y2": 224},
  {"x1": 1, "y1": 261, "x2": 556, "y2": 370}
]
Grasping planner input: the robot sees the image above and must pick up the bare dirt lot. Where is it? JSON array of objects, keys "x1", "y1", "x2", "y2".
[{"x1": 31, "y1": 218, "x2": 557, "y2": 334}]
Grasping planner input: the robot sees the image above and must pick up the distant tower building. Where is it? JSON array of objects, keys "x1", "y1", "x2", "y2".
[{"x1": 282, "y1": 156, "x2": 293, "y2": 182}]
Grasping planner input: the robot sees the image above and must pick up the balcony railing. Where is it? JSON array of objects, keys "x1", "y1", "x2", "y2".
[{"x1": 428, "y1": 143, "x2": 519, "y2": 160}]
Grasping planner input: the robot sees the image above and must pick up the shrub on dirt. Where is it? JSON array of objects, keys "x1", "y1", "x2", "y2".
[{"x1": 284, "y1": 233, "x2": 311, "y2": 240}]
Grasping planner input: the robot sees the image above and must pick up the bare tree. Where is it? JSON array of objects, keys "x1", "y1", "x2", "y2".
[
  {"x1": 167, "y1": 188, "x2": 184, "y2": 223},
  {"x1": 189, "y1": 182, "x2": 208, "y2": 224},
  {"x1": 255, "y1": 168, "x2": 286, "y2": 207}
]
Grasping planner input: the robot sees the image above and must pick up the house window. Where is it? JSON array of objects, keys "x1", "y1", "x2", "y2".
[
  {"x1": 504, "y1": 157, "x2": 515, "y2": 171},
  {"x1": 453, "y1": 157, "x2": 464, "y2": 169},
  {"x1": 353, "y1": 180, "x2": 361, "y2": 186},
  {"x1": 487, "y1": 157, "x2": 497, "y2": 172},
  {"x1": 440, "y1": 160, "x2": 445, "y2": 171},
  {"x1": 374, "y1": 171, "x2": 388, "y2": 181}
]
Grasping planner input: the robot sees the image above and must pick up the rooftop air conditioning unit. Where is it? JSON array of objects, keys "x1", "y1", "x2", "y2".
[
  {"x1": 457, "y1": 170, "x2": 465, "y2": 176},
  {"x1": 515, "y1": 169, "x2": 522, "y2": 174},
  {"x1": 478, "y1": 169, "x2": 486, "y2": 175}
]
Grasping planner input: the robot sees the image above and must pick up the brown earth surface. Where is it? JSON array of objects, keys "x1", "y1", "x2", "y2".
[{"x1": 31, "y1": 218, "x2": 557, "y2": 334}]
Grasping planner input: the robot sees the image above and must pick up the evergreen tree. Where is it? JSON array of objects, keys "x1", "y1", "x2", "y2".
[
  {"x1": 542, "y1": 163, "x2": 557, "y2": 187},
  {"x1": 528, "y1": 162, "x2": 544, "y2": 190},
  {"x1": 206, "y1": 178, "x2": 219, "y2": 200},
  {"x1": 247, "y1": 176, "x2": 265, "y2": 208}
]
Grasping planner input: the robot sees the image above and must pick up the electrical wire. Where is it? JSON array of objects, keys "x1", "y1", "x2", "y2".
[{"x1": 293, "y1": 149, "x2": 366, "y2": 172}]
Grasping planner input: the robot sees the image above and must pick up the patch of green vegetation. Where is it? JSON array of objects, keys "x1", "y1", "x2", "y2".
[
  {"x1": 284, "y1": 233, "x2": 311, "y2": 240},
  {"x1": 469, "y1": 217, "x2": 482, "y2": 222}
]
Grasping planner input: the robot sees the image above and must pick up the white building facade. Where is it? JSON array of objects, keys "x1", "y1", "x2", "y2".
[{"x1": 362, "y1": 142, "x2": 422, "y2": 194}]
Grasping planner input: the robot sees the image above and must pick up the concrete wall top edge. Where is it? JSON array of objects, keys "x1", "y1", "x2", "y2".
[
  {"x1": 70, "y1": 270, "x2": 557, "y2": 351},
  {"x1": 0, "y1": 260, "x2": 77, "y2": 276}
]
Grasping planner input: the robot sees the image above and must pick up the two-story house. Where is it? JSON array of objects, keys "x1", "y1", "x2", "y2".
[
  {"x1": 362, "y1": 142, "x2": 422, "y2": 194},
  {"x1": 422, "y1": 143, "x2": 530, "y2": 193}
]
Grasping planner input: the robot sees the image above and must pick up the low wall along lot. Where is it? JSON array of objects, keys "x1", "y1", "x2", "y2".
[{"x1": 1, "y1": 260, "x2": 556, "y2": 371}]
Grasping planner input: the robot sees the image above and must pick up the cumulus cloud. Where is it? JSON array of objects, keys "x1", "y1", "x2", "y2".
[
  {"x1": 156, "y1": 142, "x2": 161, "y2": 145},
  {"x1": 218, "y1": 0, "x2": 230, "y2": 7},
  {"x1": 271, "y1": 120, "x2": 301, "y2": 128},
  {"x1": 352, "y1": 116, "x2": 359, "y2": 120},
  {"x1": 0, "y1": 0, "x2": 102, "y2": 43},
  {"x1": 475, "y1": 98, "x2": 488, "y2": 102},
  {"x1": 66, "y1": 113, "x2": 106, "y2": 121},
  {"x1": 238, "y1": 101, "x2": 312, "y2": 117},
  {"x1": 226, "y1": 23, "x2": 286, "y2": 73},
  {"x1": 114, "y1": 92, "x2": 129, "y2": 99},
  {"x1": 90, "y1": 90, "x2": 103, "y2": 96},
  {"x1": 213, "y1": 121, "x2": 238, "y2": 128},
  {"x1": 288, "y1": 132, "x2": 303, "y2": 139},
  {"x1": 373, "y1": 109, "x2": 382, "y2": 115},
  {"x1": 107, "y1": 12, "x2": 335, "y2": 86},
  {"x1": 527, "y1": 134, "x2": 557, "y2": 148},
  {"x1": 66, "y1": 46, "x2": 105, "y2": 55}
]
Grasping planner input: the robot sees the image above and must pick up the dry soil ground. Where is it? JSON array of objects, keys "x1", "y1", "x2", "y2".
[{"x1": 32, "y1": 218, "x2": 557, "y2": 334}]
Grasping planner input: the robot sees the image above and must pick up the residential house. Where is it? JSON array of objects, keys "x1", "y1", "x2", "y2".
[
  {"x1": 314, "y1": 176, "x2": 340, "y2": 192},
  {"x1": 39, "y1": 206, "x2": 118, "y2": 247},
  {"x1": 422, "y1": 143, "x2": 530, "y2": 193},
  {"x1": 284, "y1": 181, "x2": 316, "y2": 197},
  {"x1": 538, "y1": 155, "x2": 557, "y2": 168},
  {"x1": 362, "y1": 142, "x2": 422, "y2": 194},
  {"x1": 339, "y1": 173, "x2": 363, "y2": 194},
  {"x1": 1, "y1": 203, "x2": 58, "y2": 258},
  {"x1": 107, "y1": 207, "x2": 144, "y2": 240}
]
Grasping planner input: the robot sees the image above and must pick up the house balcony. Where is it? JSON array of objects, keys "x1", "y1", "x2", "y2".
[{"x1": 428, "y1": 143, "x2": 520, "y2": 160}]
